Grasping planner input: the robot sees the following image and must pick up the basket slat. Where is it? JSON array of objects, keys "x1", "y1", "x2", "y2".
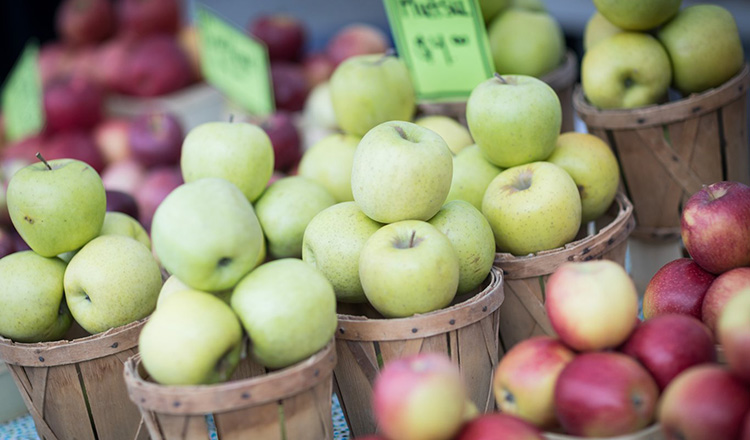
[
  {"x1": 283, "y1": 380, "x2": 333, "y2": 440},
  {"x1": 214, "y1": 405, "x2": 281, "y2": 440},
  {"x1": 457, "y1": 320, "x2": 495, "y2": 412},
  {"x1": 44, "y1": 364, "x2": 97, "y2": 440},
  {"x1": 154, "y1": 414, "x2": 210, "y2": 439},
  {"x1": 723, "y1": 95, "x2": 750, "y2": 182},
  {"x1": 333, "y1": 342, "x2": 376, "y2": 437},
  {"x1": 420, "y1": 333, "x2": 449, "y2": 355}
]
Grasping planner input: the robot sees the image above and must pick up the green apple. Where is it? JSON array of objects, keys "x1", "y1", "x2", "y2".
[
  {"x1": 657, "y1": 4, "x2": 745, "y2": 95},
  {"x1": 180, "y1": 121, "x2": 274, "y2": 203},
  {"x1": 511, "y1": 0, "x2": 546, "y2": 11},
  {"x1": 359, "y1": 220, "x2": 460, "y2": 318},
  {"x1": 329, "y1": 54, "x2": 416, "y2": 137},
  {"x1": 254, "y1": 176, "x2": 336, "y2": 259},
  {"x1": 488, "y1": 8, "x2": 565, "y2": 78},
  {"x1": 297, "y1": 133, "x2": 360, "y2": 202},
  {"x1": 593, "y1": 0, "x2": 681, "y2": 31},
  {"x1": 584, "y1": 11, "x2": 624, "y2": 51},
  {"x1": 482, "y1": 161, "x2": 581, "y2": 256},
  {"x1": 302, "y1": 81, "x2": 339, "y2": 130},
  {"x1": 446, "y1": 145, "x2": 503, "y2": 211},
  {"x1": 7, "y1": 156, "x2": 106, "y2": 257},
  {"x1": 302, "y1": 201, "x2": 383, "y2": 303},
  {"x1": 231, "y1": 258, "x2": 337, "y2": 369},
  {"x1": 0, "y1": 251, "x2": 72, "y2": 342},
  {"x1": 100, "y1": 211, "x2": 150, "y2": 249},
  {"x1": 547, "y1": 132, "x2": 620, "y2": 223},
  {"x1": 428, "y1": 200, "x2": 495, "y2": 295},
  {"x1": 351, "y1": 120, "x2": 453, "y2": 223},
  {"x1": 414, "y1": 115, "x2": 473, "y2": 155},
  {"x1": 479, "y1": 0, "x2": 510, "y2": 24},
  {"x1": 156, "y1": 275, "x2": 232, "y2": 308},
  {"x1": 139, "y1": 289, "x2": 243, "y2": 385},
  {"x1": 581, "y1": 32, "x2": 672, "y2": 109},
  {"x1": 64, "y1": 235, "x2": 162, "y2": 334},
  {"x1": 466, "y1": 74, "x2": 561, "y2": 168},
  {"x1": 152, "y1": 178, "x2": 263, "y2": 292}
]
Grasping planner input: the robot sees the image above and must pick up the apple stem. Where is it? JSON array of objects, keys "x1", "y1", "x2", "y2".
[
  {"x1": 494, "y1": 73, "x2": 508, "y2": 84},
  {"x1": 373, "y1": 48, "x2": 396, "y2": 65},
  {"x1": 228, "y1": 114, "x2": 235, "y2": 123},
  {"x1": 394, "y1": 125, "x2": 408, "y2": 140},
  {"x1": 409, "y1": 230, "x2": 416, "y2": 248},
  {"x1": 36, "y1": 152, "x2": 52, "y2": 170}
]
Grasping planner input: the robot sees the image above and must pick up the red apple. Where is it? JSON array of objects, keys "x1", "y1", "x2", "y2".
[
  {"x1": 106, "y1": 189, "x2": 140, "y2": 220},
  {"x1": 177, "y1": 24, "x2": 202, "y2": 81},
  {"x1": 93, "y1": 117, "x2": 132, "y2": 165},
  {"x1": 128, "y1": 111, "x2": 184, "y2": 168},
  {"x1": 302, "y1": 52, "x2": 335, "y2": 88},
  {"x1": 101, "y1": 158, "x2": 147, "y2": 195},
  {"x1": 373, "y1": 352, "x2": 468, "y2": 440},
  {"x1": 113, "y1": 35, "x2": 194, "y2": 97},
  {"x1": 455, "y1": 413, "x2": 545, "y2": 440},
  {"x1": 248, "y1": 14, "x2": 307, "y2": 62},
  {"x1": 717, "y1": 288, "x2": 750, "y2": 384},
  {"x1": 271, "y1": 62, "x2": 309, "y2": 112},
  {"x1": 0, "y1": 227, "x2": 15, "y2": 259},
  {"x1": 116, "y1": 0, "x2": 181, "y2": 39},
  {"x1": 42, "y1": 130, "x2": 105, "y2": 174},
  {"x1": 69, "y1": 45, "x2": 101, "y2": 81},
  {"x1": 253, "y1": 111, "x2": 301, "y2": 172},
  {"x1": 43, "y1": 74, "x2": 104, "y2": 135},
  {"x1": 9, "y1": 226, "x2": 30, "y2": 252},
  {"x1": 1, "y1": 136, "x2": 45, "y2": 163},
  {"x1": 326, "y1": 23, "x2": 390, "y2": 67},
  {"x1": 493, "y1": 336, "x2": 576, "y2": 428},
  {"x1": 742, "y1": 411, "x2": 750, "y2": 440},
  {"x1": 703, "y1": 267, "x2": 750, "y2": 336},
  {"x1": 55, "y1": 0, "x2": 115, "y2": 46},
  {"x1": 620, "y1": 314, "x2": 717, "y2": 391},
  {"x1": 135, "y1": 165, "x2": 182, "y2": 230},
  {"x1": 642, "y1": 258, "x2": 717, "y2": 320},
  {"x1": 95, "y1": 37, "x2": 134, "y2": 91},
  {"x1": 682, "y1": 181, "x2": 750, "y2": 275},
  {"x1": 554, "y1": 351, "x2": 659, "y2": 437},
  {"x1": 38, "y1": 42, "x2": 77, "y2": 85},
  {"x1": 658, "y1": 365, "x2": 750, "y2": 440}
]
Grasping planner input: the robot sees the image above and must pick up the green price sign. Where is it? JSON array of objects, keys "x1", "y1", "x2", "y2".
[
  {"x1": 1, "y1": 41, "x2": 44, "y2": 141},
  {"x1": 383, "y1": 0, "x2": 495, "y2": 101},
  {"x1": 196, "y1": 5, "x2": 274, "y2": 116}
]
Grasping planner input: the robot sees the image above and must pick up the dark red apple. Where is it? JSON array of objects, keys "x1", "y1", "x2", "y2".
[
  {"x1": 9, "y1": 226, "x2": 29, "y2": 252},
  {"x1": 0, "y1": 227, "x2": 15, "y2": 259},
  {"x1": 642, "y1": 258, "x2": 716, "y2": 320},
  {"x1": 254, "y1": 111, "x2": 301, "y2": 172},
  {"x1": 43, "y1": 74, "x2": 104, "y2": 135},
  {"x1": 703, "y1": 267, "x2": 750, "y2": 336},
  {"x1": 1, "y1": 136, "x2": 45, "y2": 163},
  {"x1": 95, "y1": 37, "x2": 134, "y2": 91},
  {"x1": 455, "y1": 413, "x2": 545, "y2": 440},
  {"x1": 106, "y1": 189, "x2": 140, "y2": 220},
  {"x1": 116, "y1": 0, "x2": 181, "y2": 39},
  {"x1": 681, "y1": 181, "x2": 750, "y2": 275},
  {"x1": 38, "y1": 42, "x2": 77, "y2": 85},
  {"x1": 135, "y1": 165, "x2": 182, "y2": 230},
  {"x1": 42, "y1": 130, "x2": 105, "y2": 174},
  {"x1": 248, "y1": 14, "x2": 306, "y2": 62},
  {"x1": 620, "y1": 314, "x2": 717, "y2": 391},
  {"x1": 55, "y1": 0, "x2": 116, "y2": 46},
  {"x1": 128, "y1": 111, "x2": 183, "y2": 168},
  {"x1": 113, "y1": 35, "x2": 194, "y2": 97},
  {"x1": 270, "y1": 62, "x2": 309, "y2": 112},
  {"x1": 326, "y1": 23, "x2": 390, "y2": 67},
  {"x1": 302, "y1": 52, "x2": 335, "y2": 88}
]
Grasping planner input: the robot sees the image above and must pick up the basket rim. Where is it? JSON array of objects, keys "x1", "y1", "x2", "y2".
[
  {"x1": 541, "y1": 50, "x2": 578, "y2": 91},
  {"x1": 543, "y1": 423, "x2": 662, "y2": 440},
  {"x1": 0, "y1": 318, "x2": 147, "y2": 367},
  {"x1": 123, "y1": 338, "x2": 336, "y2": 415},
  {"x1": 493, "y1": 192, "x2": 635, "y2": 279},
  {"x1": 574, "y1": 62, "x2": 750, "y2": 129}
]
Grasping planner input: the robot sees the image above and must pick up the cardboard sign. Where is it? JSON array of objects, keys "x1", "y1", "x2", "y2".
[
  {"x1": 2, "y1": 41, "x2": 44, "y2": 141},
  {"x1": 196, "y1": 5, "x2": 274, "y2": 116},
  {"x1": 383, "y1": 0, "x2": 494, "y2": 101}
]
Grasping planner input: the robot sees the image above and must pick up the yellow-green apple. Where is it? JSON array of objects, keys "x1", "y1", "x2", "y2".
[
  {"x1": 359, "y1": 220, "x2": 459, "y2": 318},
  {"x1": 254, "y1": 176, "x2": 336, "y2": 259},
  {"x1": 116, "y1": 0, "x2": 180, "y2": 39},
  {"x1": 581, "y1": 32, "x2": 672, "y2": 109},
  {"x1": 702, "y1": 267, "x2": 750, "y2": 336},
  {"x1": 511, "y1": 0, "x2": 545, "y2": 11},
  {"x1": 329, "y1": 54, "x2": 415, "y2": 137},
  {"x1": 180, "y1": 121, "x2": 274, "y2": 203},
  {"x1": 414, "y1": 115, "x2": 473, "y2": 155},
  {"x1": 487, "y1": 8, "x2": 565, "y2": 78},
  {"x1": 65, "y1": 235, "x2": 162, "y2": 334},
  {"x1": 446, "y1": 145, "x2": 502, "y2": 211},
  {"x1": 231, "y1": 258, "x2": 336, "y2": 369},
  {"x1": 466, "y1": 74, "x2": 561, "y2": 168},
  {"x1": 620, "y1": 314, "x2": 717, "y2": 391},
  {"x1": 717, "y1": 289, "x2": 750, "y2": 383},
  {"x1": 156, "y1": 275, "x2": 232, "y2": 309},
  {"x1": 554, "y1": 351, "x2": 659, "y2": 437},
  {"x1": 134, "y1": 165, "x2": 183, "y2": 231},
  {"x1": 583, "y1": 11, "x2": 624, "y2": 51},
  {"x1": 302, "y1": 81, "x2": 338, "y2": 130},
  {"x1": 492, "y1": 336, "x2": 576, "y2": 428},
  {"x1": 247, "y1": 14, "x2": 307, "y2": 62},
  {"x1": 456, "y1": 413, "x2": 545, "y2": 440},
  {"x1": 325, "y1": 23, "x2": 390, "y2": 67},
  {"x1": 546, "y1": 132, "x2": 620, "y2": 223},
  {"x1": 478, "y1": 0, "x2": 510, "y2": 23},
  {"x1": 642, "y1": 258, "x2": 716, "y2": 320},
  {"x1": 657, "y1": 4, "x2": 744, "y2": 95},
  {"x1": 546, "y1": 260, "x2": 639, "y2": 351},
  {"x1": 658, "y1": 365, "x2": 750, "y2": 440},
  {"x1": 428, "y1": 200, "x2": 495, "y2": 295},
  {"x1": 128, "y1": 111, "x2": 184, "y2": 169},
  {"x1": 99, "y1": 211, "x2": 150, "y2": 249},
  {"x1": 373, "y1": 353, "x2": 468, "y2": 440},
  {"x1": 302, "y1": 201, "x2": 382, "y2": 303},
  {"x1": 593, "y1": 0, "x2": 681, "y2": 31},
  {"x1": 351, "y1": 121, "x2": 452, "y2": 223},
  {"x1": 681, "y1": 181, "x2": 750, "y2": 275},
  {"x1": 482, "y1": 161, "x2": 581, "y2": 256},
  {"x1": 93, "y1": 117, "x2": 132, "y2": 165},
  {"x1": 0, "y1": 251, "x2": 72, "y2": 342},
  {"x1": 151, "y1": 177, "x2": 264, "y2": 292},
  {"x1": 139, "y1": 289, "x2": 243, "y2": 385},
  {"x1": 7, "y1": 156, "x2": 106, "y2": 257},
  {"x1": 55, "y1": 0, "x2": 115, "y2": 46},
  {"x1": 298, "y1": 133, "x2": 359, "y2": 202}
]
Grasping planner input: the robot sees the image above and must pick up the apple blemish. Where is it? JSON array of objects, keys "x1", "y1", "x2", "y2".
[{"x1": 217, "y1": 257, "x2": 232, "y2": 267}]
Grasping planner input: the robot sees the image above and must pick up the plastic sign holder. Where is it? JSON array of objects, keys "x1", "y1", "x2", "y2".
[{"x1": 2, "y1": 41, "x2": 44, "y2": 141}]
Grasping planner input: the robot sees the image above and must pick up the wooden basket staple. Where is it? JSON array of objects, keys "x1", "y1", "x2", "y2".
[
  {"x1": 333, "y1": 267, "x2": 504, "y2": 438},
  {"x1": 0, "y1": 319, "x2": 149, "y2": 440},
  {"x1": 123, "y1": 339, "x2": 337, "y2": 440},
  {"x1": 574, "y1": 63, "x2": 750, "y2": 242},
  {"x1": 544, "y1": 424, "x2": 665, "y2": 440},
  {"x1": 494, "y1": 192, "x2": 635, "y2": 352}
]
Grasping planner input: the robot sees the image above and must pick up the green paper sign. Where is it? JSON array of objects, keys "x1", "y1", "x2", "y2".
[
  {"x1": 196, "y1": 5, "x2": 274, "y2": 116},
  {"x1": 2, "y1": 42, "x2": 44, "y2": 141},
  {"x1": 383, "y1": 0, "x2": 495, "y2": 101}
]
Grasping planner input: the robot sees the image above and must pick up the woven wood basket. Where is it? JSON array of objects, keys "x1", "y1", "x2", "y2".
[
  {"x1": 123, "y1": 339, "x2": 336, "y2": 440},
  {"x1": 0, "y1": 319, "x2": 149, "y2": 440},
  {"x1": 418, "y1": 50, "x2": 578, "y2": 132},
  {"x1": 333, "y1": 267, "x2": 504, "y2": 438},
  {"x1": 544, "y1": 424, "x2": 664, "y2": 440},
  {"x1": 494, "y1": 192, "x2": 635, "y2": 352},
  {"x1": 574, "y1": 63, "x2": 750, "y2": 242}
]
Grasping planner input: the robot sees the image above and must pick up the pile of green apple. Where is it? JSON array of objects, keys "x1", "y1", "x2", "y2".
[{"x1": 581, "y1": 0, "x2": 745, "y2": 109}]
